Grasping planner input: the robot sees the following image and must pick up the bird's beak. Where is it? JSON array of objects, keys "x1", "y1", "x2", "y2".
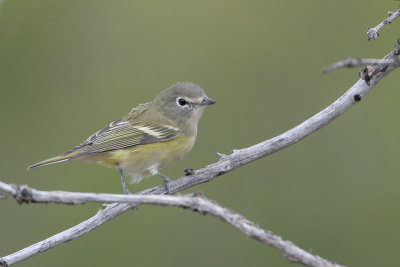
[{"x1": 200, "y1": 96, "x2": 216, "y2": 106}]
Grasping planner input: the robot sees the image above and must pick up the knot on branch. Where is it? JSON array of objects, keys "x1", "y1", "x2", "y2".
[
  {"x1": 13, "y1": 185, "x2": 33, "y2": 204},
  {"x1": 353, "y1": 94, "x2": 362, "y2": 102},
  {"x1": 366, "y1": 28, "x2": 379, "y2": 41},
  {"x1": 184, "y1": 168, "x2": 195, "y2": 176},
  {"x1": 182, "y1": 192, "x2": 208, "y2": 215},
  {"x1": 0, "y1": 259, "x2": 8, "y2": 267},
  {"x1": 359, "y1": 66, "x2": 372, "y2": 85},
  {"x1": 189, "y1": 191, "x2": 204, "y2": 198}
]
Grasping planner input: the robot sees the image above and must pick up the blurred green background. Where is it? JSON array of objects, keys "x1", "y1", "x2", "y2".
[{"x1": 1, "y1": 0, "x2": 399, "y2": 266}]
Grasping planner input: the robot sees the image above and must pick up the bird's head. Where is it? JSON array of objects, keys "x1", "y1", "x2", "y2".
[{"x1": 154, "y1": 82, "x2": 216, "y2": 132}]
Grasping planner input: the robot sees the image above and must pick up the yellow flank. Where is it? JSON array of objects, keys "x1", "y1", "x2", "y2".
[{"x1": 77, "y1": 133, "x2": 195, "y2": 182}]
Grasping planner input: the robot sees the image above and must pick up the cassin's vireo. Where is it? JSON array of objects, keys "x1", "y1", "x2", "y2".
[{"x1": 28, "y1": 82, "x2": 216, "y2": 194}]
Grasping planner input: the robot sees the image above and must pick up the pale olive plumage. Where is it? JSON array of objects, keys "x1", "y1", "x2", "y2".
[{"x1": 28, "y1": 82, "x2": 216, "y2": 194}]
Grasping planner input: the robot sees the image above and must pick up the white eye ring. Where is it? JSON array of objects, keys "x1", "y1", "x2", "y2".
[{"x1": 176, "y1": 97, "x2": 188, "y2": 107}]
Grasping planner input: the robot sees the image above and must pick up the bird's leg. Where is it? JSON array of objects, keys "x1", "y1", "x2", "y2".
[
  {"x1": 118, "y1": 166, "x2": 132, "y2": 195},
  {"x1": 156, "y1": 172, "x2": 172, "y2": 194},
  {"x1": 117, "y1": 165, "x2": 137, "y2": 211}
]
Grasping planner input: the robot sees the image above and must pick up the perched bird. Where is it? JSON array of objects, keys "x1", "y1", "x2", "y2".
[{"x1": 27, "y1": 82, "x2": 216, "y2": 194}]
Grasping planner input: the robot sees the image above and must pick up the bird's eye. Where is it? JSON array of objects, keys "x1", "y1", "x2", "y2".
[{"x1": 178, "y1": 98, "x2": 187, "y2": 106}]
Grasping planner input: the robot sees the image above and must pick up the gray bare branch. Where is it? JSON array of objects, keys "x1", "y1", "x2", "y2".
[{"x1": 366, "y1": 8, "x2": 400, "y2": 40}]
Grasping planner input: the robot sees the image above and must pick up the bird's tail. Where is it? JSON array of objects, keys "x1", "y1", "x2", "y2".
[
  {"x1": 27, "y1": 155, "x2": 73, "y2": 170},
  {"x1": 27, "y1": 148, "x2": 83, "y2": 170}
]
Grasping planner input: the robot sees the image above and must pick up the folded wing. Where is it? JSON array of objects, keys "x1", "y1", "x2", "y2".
[
  {"x1": 27, "y1": 119, "x2": 181, "y2": 169},
  {"x1": 65, "y1": 120, "x2": 181, "y2": 156}
]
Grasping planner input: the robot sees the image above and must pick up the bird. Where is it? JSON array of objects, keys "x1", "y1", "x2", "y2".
[{"x1": 27, "y1": 82, "x2": 216, "y2": 194}]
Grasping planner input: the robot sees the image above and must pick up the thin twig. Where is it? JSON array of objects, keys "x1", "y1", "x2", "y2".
[
  {"x1": 366, "y1": 8, "x2": 400, "y2": 40},
  {"x1": 322, "y1": 57, "x2": 398, "y2": 73}
]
